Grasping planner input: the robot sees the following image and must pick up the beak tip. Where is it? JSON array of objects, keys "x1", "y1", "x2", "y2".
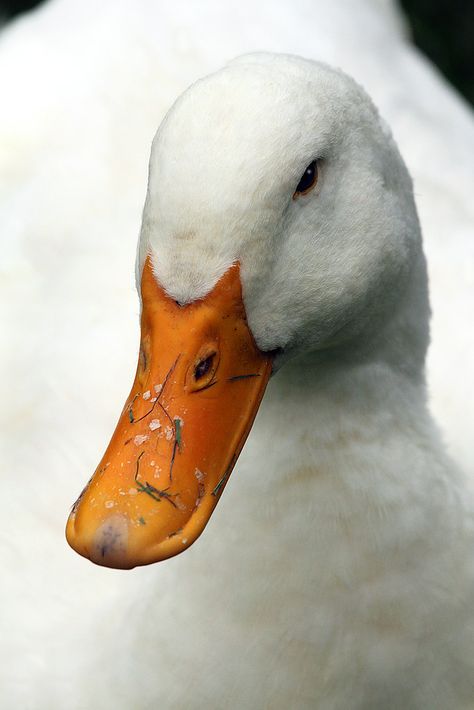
[
  {"x1": 66, "y1": 512, "x2": 138, "y2": 570},
  {"x1": 90, "y1": 513, "x2": 130, "y2": 566},
  {"x1": 65, "y1": 506, "x2": 201, "y2": 569}
]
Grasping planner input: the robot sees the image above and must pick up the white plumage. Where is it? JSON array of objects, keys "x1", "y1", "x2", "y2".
[{"x1": 1, "y1": 1, "x2": 473, "y2": 708}]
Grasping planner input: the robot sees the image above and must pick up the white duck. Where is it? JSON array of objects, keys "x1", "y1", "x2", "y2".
[
  {"x1": 1, "y1": 2, "x2": 474, "y2": 710},
  {"x1": 63, "y1": 52, "x2": 474, "y2": 707}
]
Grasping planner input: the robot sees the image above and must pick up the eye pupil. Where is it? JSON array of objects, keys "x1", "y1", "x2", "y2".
[
  {"x1": 294, "y1": 159, "x2": 318, "y2": 197},
  {"x1": 194, "y1": 354, "x2": 215, "y2": 380}
]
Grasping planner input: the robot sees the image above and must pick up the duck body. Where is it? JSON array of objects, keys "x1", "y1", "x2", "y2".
[
  {"x1": 1, "y1": 2, "x2": 474, "y2": 709},
  {"x1": 211, "y1": 356, "x2": 474, "y2": 709},
  {"x1": 62, "y1": 354, "x2": 474, "y2": 709}
]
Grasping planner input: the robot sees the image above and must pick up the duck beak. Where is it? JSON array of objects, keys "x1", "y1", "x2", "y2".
[{"x1": 66, "y1": 257, "x2": 272, "y2": 568}]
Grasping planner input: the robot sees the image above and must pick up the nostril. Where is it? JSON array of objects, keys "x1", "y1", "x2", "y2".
[
  {"x1": 194, "y1": 353, "x2": 216, "y2": 381},
  {"x1": 186, "y1": 344, "x2": 220, "y2": 393}
]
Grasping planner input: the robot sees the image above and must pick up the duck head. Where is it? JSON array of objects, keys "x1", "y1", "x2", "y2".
[{"x1": 66, "y1": 53, "x2": 427, "y2": 568}]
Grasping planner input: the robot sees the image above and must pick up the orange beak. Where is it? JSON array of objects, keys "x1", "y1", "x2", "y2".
[{"x1": 66, "y1": 257, "x2": 272, "y2": 568}]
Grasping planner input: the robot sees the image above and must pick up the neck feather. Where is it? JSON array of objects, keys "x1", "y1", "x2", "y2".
[{"x1": 237, "y1": 350, "x2": 467, "y2": 573}]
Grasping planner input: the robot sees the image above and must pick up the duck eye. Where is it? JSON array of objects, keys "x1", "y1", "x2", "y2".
[{"x1": 293, "y1": 159, "x2": 318, "y2": 199}]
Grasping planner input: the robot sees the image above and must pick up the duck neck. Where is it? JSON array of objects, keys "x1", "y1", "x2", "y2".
[
  {"x1": 263, "y1": 348, "x2": 433, "y2": 479},
  {"x1": 250, "y1": 243, "x2": 448, "y2": 526},
  {"x1": 246, "y1": 347, "x2": 463, "y2": 566}
]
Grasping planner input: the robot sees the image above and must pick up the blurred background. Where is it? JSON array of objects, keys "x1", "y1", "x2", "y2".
[{"x1": 1, "y1": 0, "x2": 473, "y2": 105}]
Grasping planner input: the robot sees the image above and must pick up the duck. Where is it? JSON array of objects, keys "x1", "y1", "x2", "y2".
[
  {"x1": 64, "y1": 51, "x2": 474, "y2": 706},
  {"x1": 1, "y1": 2, "x2": 474, "y2": 710}
]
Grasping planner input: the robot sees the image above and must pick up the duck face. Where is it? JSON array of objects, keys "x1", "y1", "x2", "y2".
[
  {"x1": 141, "y1": 54, "x2": 420, "y2": 358},
  {"x1": 66, "y1": 54, "x2": 421, "y2": 568}
]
